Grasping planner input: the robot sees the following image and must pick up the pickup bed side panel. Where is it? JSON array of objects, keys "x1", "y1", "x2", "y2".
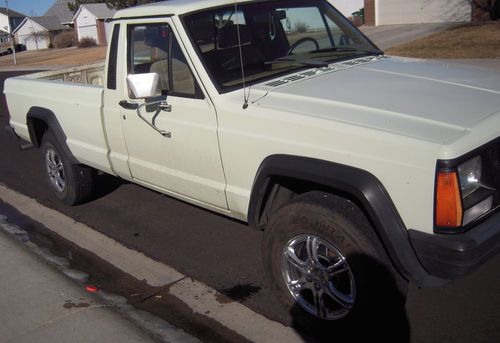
[{"x1": 5, "y1": 78, "x2": 113, "y2": 175}]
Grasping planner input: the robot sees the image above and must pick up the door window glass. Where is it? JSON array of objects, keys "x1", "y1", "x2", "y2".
[{"x1": 128, "y1": 23, "x2": 202, "y2": 98}]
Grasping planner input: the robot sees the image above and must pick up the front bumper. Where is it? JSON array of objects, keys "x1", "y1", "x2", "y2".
[{"x1": 409, "y1": 210, "x2": 500, "y2": 280}]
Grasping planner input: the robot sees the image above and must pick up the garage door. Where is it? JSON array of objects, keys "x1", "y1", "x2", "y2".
[
  {"x1": 19, "y1": 34, "x2": 49, "y2": 51},
  {"x1": 377, "y1": 0, "x2": 471, "y2": 25},
  {"x1": 78, "y1": 25, "x2": 98, "y2": 41}
]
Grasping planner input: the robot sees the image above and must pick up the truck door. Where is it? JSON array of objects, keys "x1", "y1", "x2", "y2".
[{"x1": 119, "y1": 20, "x2": 228, "y2": 210}]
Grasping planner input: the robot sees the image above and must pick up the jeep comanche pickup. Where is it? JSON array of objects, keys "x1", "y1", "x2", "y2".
[{"x1": 5, "y1": 0, "x2": 500, "y2": 325}]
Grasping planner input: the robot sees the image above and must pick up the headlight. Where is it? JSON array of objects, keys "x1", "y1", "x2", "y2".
[
  {"x1": 457, "y1": 156, "x2": 495, "y2": 226},
  {"x1": 436, "y1": 153, "x2": 497, "y2": 232},
  {"x1": 457, "y1": 156, "x2": 482, "y2": 198}
]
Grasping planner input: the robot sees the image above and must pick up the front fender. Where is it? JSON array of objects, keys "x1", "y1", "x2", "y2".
[{"x1": 249, "y1": 154, "x2": 446, "y2": 286}]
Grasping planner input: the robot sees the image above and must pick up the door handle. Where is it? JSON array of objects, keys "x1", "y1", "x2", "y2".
[
  {"x1": 119, "y1": 100, "x2": 139, "y2": 110},
  {"x1": 159, "y1": 101, "x2": 172, "y2": 112}
]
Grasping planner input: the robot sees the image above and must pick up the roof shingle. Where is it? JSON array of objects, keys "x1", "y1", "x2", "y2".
[
  {"x1": 79, "y1": 3, "x2": 116, "y2": 20},
  {"x1": 44, "y1": 0, "x2": 74, "y2": 24},
  {"x1": 30, "y1": 16, "x2": 70, "y2": 31},
  {"x1": 0, "y1": 7, "x2": 27, "y2": 18}
]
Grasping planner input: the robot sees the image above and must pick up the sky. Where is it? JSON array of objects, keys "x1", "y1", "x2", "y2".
[
  {"x1": 4, "y1": 0, "x2": 365, "y2": 18},
  {"x1": 4, "y1": 0, "x2": 55, "y2": 16},
  {"x1": 332, "y1": 0, "x2": 364, "y2": 16}
]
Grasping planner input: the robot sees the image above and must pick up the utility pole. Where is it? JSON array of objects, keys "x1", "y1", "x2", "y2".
[{"x1": 5, "y1": 0, "x2": 16, "y2": 65}]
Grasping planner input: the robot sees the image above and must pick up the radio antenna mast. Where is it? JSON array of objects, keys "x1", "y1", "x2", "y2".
[{"x1": 234, "y1": 0, "x2": 249, "y2": 109}]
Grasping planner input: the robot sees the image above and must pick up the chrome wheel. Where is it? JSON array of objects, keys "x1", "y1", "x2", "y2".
[
  {"x1": 282, "y1": 234, "x2": 356, "y2": 320},
  {"x1": 45, "y1": 148, "x2": 66, "y2": 193}
]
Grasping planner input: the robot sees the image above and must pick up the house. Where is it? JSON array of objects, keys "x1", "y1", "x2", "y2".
[
  {"x1": 0, "y1": 8, "x2": 27, "y2": 54},
  {"x1": 364, "y1": 0, "x2": 492, "y2": 26},
  {"x1": 44, "y1": 0, "x2": 75, "y2": 27},
  {"x1": 13, "y1": 16, "x2": 70, "y2": 51},
  {"x1": 0, "y1": 7, "x2": 26, "y2": 34},
  {"x1": 73, "y1": 4, "x2": 116, "y2": 45}
]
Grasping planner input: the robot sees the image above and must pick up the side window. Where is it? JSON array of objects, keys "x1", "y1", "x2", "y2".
[
  {"x1": 128, "y1": 23, "x2": 202, "y2": 98},
  {"x1": 107, "y1": 24, "x2": 120, "y2": 90}
]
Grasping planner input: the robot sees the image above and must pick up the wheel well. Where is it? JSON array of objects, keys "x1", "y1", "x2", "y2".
[
  {"x1": 250, "y1": 155, "x2": 442, "y2": 285},
  {"x1": 256, "y1": 176, "x2": 407, "y2": 280},
  {"x1": 256, "y1": 176, "x2": 368, "y2": 229},
  {"x1": 27, "y1": 117, "x2": 49, "y2": 147}
]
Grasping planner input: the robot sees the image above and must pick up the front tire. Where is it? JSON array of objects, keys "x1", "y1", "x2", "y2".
[
  {"x1": 263, "y1": 192, "x2": 408, "y2": 329},
  {"x1": 41, "y1": 131, "x2": 94, "y2": 205}
]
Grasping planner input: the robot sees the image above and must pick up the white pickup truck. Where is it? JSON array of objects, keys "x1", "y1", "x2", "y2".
[{"x1": 5, "y1": 0, "x2": 500, "y2": 326}]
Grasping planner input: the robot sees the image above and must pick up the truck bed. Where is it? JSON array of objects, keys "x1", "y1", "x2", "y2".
[
  {"x1": 24, "y1": 62, "x2": 105, "y2": 86},
  {"x1": 4, "y1": 62, "x2": 113, "y2": 175}
]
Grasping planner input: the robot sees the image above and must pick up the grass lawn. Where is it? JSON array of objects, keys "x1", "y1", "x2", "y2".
[
  {"x1": 0, "y1": 46, "x2": 107, "y2": 67},
  {"x1": 386, "y1": 22, "x2": 500, "y2": 58}
]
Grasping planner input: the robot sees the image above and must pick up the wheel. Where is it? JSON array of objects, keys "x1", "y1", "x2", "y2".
[
  {"x1": 41, "y1": 131, "x2": 94, "y2": 205},
  {"x1": 7, "y1": 48, "x2": 12, "y2": 54},
  {"x1": 263, "y1": 192, "x2": 408, "y2": 331},
  {"x1": 287, "y1": 37, "x2": 320, "y2": 55}
]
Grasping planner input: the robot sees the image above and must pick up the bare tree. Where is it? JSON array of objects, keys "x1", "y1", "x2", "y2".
[
  {"x1": 68, "y1": 1, "x2": 105, "y2": 13},
  {"x1": 26, "y1": 30, "x2": 47, "y2": 51}
]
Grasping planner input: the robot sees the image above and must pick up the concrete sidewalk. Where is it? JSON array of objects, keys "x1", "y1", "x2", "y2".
[{"x1": 0, "y1": 225, "x2": 157, "y2": 343}]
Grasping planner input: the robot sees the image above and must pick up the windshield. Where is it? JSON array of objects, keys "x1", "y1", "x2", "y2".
[{"x1": 182, "y1": 0, "x2": 381, "y2": 91}]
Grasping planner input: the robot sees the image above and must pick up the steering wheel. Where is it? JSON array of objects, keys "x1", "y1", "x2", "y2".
[{"x1": 287, "y1": 37, "x2": 320, "y2": 55}]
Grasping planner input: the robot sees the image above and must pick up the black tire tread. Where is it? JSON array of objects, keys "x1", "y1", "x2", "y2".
[
  {"x1": 262, "y1": 191, "x2": 408, "y2": 332},
  {"x1": 41, "y1": 131, "x2": 94, "y2": 205}
]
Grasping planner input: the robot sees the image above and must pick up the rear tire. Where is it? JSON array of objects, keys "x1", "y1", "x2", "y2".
[
  {"x1": 41, "y1": 131, "x2": 94, "y2": 205},
  {"x1": 263, "y1": 192, "x2": 408, "y2": 332}
]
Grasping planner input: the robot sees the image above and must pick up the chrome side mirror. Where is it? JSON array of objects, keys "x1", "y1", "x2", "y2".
[{"x1": 126, "y1": 73, "x2": 160, "y2": 99}]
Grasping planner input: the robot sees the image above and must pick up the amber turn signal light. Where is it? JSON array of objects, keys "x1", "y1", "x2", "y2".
[{"x1": 436, "y1": 171, "x2": 463, "y2": 227}]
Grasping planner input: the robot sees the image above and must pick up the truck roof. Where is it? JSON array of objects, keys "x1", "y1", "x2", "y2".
[{"x1": 114, "y1": 0, "x2": 253, "y2": 19}]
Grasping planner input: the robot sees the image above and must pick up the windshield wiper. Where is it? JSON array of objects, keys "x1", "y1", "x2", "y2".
[
  {"x1": 265, "y1": 58, "x2": 330, "y2": 68},
  {"x1": 311, "y1": 47, "x2": 383, "y2": 55},
  {"x1": 264, "y1": 47, "x2": 383, "y2": 69}
]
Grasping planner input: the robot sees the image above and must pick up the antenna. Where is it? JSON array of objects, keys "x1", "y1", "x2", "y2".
[{"x1": 234, "y1": 0, "x2": 249, "y2": 109}]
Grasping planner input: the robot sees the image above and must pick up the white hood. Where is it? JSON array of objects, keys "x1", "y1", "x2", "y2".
[{"x1": 253, "y1": 56, "x2": 500, "y2": 144}]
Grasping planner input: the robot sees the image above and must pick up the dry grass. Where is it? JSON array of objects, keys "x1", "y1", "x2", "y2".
[
  {"x1": 0, "y1": 46, "x2": 107, "y2": 67},
  {"x1": 386, "y1": 22, "x2": 500, "y2": 59}
]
